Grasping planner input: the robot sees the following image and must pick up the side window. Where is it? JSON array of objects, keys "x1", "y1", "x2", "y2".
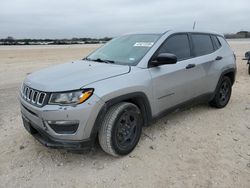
[
  {"x1": 192, "y1": 34, "x2": 214, "y2": 56},
  {"x1": 211, "y1": 35, "x2": 222, "y2": 50},
  {"x1": 158, "y1": 34, "x2": 191, "y2": 61}
]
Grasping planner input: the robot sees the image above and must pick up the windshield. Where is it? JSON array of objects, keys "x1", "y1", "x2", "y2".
[{"x1": 86, "y1": 34, "x2": 160, "y2": 65}]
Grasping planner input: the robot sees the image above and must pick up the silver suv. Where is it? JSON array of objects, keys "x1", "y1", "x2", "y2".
[{"x1": 19, "y1": 30, "x2": 236, "y2": 156}]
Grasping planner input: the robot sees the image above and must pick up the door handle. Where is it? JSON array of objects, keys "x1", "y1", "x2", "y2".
[
  {"x1": 215, "y1": 56, "x2": 223, "y2": 61},
  {"x1": 186, "y1": 64, "x2": 196, "y2": 69}
]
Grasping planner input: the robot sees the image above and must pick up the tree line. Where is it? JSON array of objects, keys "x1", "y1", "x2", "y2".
[
  {"x1": 1, "y1": 31, "x2": 250, "y2": 45},
  {"x1": 0, "y1": 37, "x2": 112, "y2": 45}
]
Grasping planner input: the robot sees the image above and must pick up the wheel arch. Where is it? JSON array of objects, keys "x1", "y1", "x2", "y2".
[
  {"x1": 221, "y1": 68, "x2": 236, "y2": 85},
  {"x1": 89, "y1": 92, "x2": 152, "y2": 140},
  {"x1": 211, "y1": 68, "x2": 236, "y2": 101}
]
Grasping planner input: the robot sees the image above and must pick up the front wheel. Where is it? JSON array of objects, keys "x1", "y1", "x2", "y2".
[
  {"x1": 98, "y1": 102, "x2": 143, "y2": 156},
  {"x1": 209, "y1": 76, "x2": 232, "y2": 108}
]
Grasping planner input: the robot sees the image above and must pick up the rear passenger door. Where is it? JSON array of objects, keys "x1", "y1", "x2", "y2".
[
  {"x1": 190, "y1": 33, "x2": 221, "y2": 94},
  {"x1": 149, "y1": 33, "x2": 206, "y2": 115}
]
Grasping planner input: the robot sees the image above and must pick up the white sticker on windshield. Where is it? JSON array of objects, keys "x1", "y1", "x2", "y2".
[{"x1": 134, "y1": 42, "x2": 154, "y2": 47}]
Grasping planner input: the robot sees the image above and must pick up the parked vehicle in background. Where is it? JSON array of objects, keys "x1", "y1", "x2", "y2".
[
  {"x1": 19, "y1": 30, "x2": 236, "y2": 156},
  {"x1": 243, "y1": 51, "x2": 250, "y2": 74}
]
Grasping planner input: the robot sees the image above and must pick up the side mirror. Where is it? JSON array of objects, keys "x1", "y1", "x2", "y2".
[{"x1": 151, "y1": 53, "x2": 177, "y2": 66}]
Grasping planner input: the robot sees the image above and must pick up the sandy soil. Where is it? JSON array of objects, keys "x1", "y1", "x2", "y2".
[{"x1": 0, "y1": 41, "x2": 249, "y2": 188}]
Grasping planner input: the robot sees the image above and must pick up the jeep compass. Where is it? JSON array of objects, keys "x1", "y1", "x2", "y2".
[{"x1": 19, "y1": 30, "x2": 236, "y2": 156}]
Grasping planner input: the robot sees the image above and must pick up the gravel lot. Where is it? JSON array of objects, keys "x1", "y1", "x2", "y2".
[{"x1": 0, "y1": 40, "x2": 250, "y2": 188}]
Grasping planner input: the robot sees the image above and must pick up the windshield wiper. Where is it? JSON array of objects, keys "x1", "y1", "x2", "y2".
[
  {"x1": 95, "y1": 58, "x2": 115, "y2": 64},
  {"x1": 84, "y1": 57, "x2": 115, "y2": 64}
]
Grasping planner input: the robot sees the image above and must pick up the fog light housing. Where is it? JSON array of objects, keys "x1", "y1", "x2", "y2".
[{"x1": 46, "y1": 120, "x2": 79, "y2": 134}]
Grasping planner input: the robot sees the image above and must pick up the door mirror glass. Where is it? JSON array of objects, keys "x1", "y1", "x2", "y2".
[{"x1": 151, "y1": 53, "x2": 177, "y2": 66}]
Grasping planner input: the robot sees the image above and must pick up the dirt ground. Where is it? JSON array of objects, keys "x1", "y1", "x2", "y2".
[{"x1": 0, "y1": 40, "x2": 249, "y2": 188}]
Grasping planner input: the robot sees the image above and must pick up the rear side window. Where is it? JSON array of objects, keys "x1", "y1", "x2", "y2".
[
  {"x1": 157, "y1": 34, "x2": 191, "y2": 61},
  {"x1": 211, "y1": 35, "x2": 222, "y2": 50},
  {"x1": 192, "y1": 34, "x2": 214, "y2": 56}
]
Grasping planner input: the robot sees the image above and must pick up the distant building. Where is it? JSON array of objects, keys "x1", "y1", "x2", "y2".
[
  {"x1": 237, "y1": 31, "x2": 249, "y2": 38},
  {"x1": 225, "y1": 31, "x2": 250, "y2": 39}
]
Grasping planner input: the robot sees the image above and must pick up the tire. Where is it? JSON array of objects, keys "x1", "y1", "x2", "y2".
[
  {"x1": 98, "y1": 102, "x2": 143, "y2": 157},
  {"x1": 248, "y1": 64, "x2": 250, "y2": 75},
  {"x1": 209, "y1": 76, "x2": 232, "y2": 108}
]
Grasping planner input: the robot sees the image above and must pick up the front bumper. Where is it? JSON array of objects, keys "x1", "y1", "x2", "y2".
[
  {"x1": 22, "y1": 115, "x2": 94, "y2": 150},
  {"x1": 20, "y1": 93, "x2": 104, "y2": 149}
]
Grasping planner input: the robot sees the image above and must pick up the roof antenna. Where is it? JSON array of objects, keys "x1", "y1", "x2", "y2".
[{"x1": 193, "y1": 21, "x2": 196, "y2": 30}]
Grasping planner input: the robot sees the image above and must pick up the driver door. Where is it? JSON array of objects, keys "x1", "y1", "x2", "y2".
[{"x1": 149, "y1": 33, "x2": 204, "y2": 115}]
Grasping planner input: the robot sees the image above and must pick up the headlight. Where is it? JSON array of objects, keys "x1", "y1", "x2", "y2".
[{"x1": 49, "y1": 89, "x2": 94, "y2": 105}]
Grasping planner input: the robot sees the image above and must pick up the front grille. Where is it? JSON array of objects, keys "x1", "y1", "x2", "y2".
[{"x1": 21, "y1": 85, "x2": 49, "y2": 107}]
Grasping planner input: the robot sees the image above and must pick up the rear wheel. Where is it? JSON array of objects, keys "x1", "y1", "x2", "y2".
[
  {"x1": 209, "y1": 76, "x2": 232, "y2": 108},
  {"x1": 98, "y1": 102, "x2": 143, "y2": 156}
]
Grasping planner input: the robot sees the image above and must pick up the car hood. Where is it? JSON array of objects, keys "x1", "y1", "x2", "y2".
[{"x1": 24, "y1": 60, "x2": 130, "y2": 92}]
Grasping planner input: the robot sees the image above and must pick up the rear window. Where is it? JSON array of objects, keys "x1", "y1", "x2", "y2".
[
  {"x1": 211, "y1": 35, "x2": 222, "y2": 50},
  {"x1": 192, "y1": 34, "x2": 214, "y2": 56}
]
